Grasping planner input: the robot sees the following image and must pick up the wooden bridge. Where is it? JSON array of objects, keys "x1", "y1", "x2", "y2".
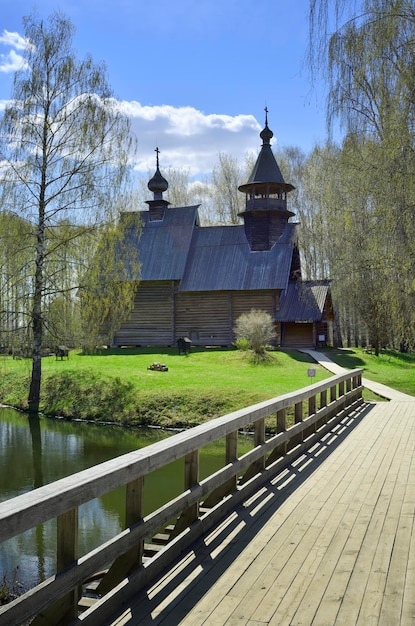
[{"x1": 0, "y1": 358, "x2": 414, "y2": 626}]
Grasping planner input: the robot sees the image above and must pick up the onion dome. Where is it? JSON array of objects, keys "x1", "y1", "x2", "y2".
[
  {"x1": 146, "y1": 147, "x2": 170, "y2": 220},
  {"x1": 148, "y1": 147, "x2": 168, "y2": 197}
]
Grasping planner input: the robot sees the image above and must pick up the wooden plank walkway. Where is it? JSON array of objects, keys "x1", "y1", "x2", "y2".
[{"x1": 102, "y1": 396, "x2": 415, "y2": 625}]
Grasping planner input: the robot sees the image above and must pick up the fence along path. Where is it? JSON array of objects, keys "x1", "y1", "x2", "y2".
[
  {"x1": 0, "y1": 368, "x2": 363, "y2": 626},
  {"x1": 99, "y1": 356, "x2": 415, "y2": 625}
]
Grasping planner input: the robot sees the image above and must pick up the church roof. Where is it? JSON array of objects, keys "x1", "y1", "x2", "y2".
[
  {"x1": 275, "y1": 281, "x2": 330, "y2": 322},
  {"x1": 125, "y1": 206, "x2": 199, "y2": 281},
  {"x1": 123, "y1": 207, "x2": 296, "y2": 291},
  {"x1": 238, "y1": 111, "x2": 295, "y2": 194},
  {"x1": 179, "y1": 222, "x2": 296, "y2": 291}
]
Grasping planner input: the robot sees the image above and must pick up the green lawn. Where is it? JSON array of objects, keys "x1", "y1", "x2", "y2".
[
  {"x1": 1, "y1": 345, "x2": 413, "y2": 427},
  {"x1": 323, "y1": 347, "x2": 415, "y2": 397},
  {"x1": 0, "y1": 347, "x2": 329, "y2": 427}
]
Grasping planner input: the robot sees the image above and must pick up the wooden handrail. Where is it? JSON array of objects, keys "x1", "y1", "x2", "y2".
[{"x1": 0, "y1": 369, "x2": 363, "y2": 626}]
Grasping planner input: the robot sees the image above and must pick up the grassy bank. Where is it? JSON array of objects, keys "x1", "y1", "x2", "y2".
[
  {"x1": 0, "y1": 347, "x2": 328, "y2": 427},
  {"x1": 1, "y1": 346, "x2": 413, "y2": 427}
]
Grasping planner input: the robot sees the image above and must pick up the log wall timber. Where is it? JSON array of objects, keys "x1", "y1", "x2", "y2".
[
  {"x1": 114, "y1": 287, "x2": 281, "y2": 348},
  {"x1": 175, "y1": 291, "x2": 231, "y2": 345},
  {"x1": 175, "y1": 290, "x2": 280, "y2": 346},
  {"x1": 113, "y1": 281, "x2": 175, "y2": 346},
  {"x1": 282, "y1": 322, "x2": 314, "y2": 348},
  {"x1": 231, "y1": 291, "x2": 278, "y2": 325}
]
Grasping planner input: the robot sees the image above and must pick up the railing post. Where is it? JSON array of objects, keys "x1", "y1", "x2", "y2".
[
  {"x1": 255, "y1": 417, "x2": 266, "y2": 471},
  {"x1": 267, "y1": 408, "x2": 287, "y2": 466},
  {"x1": 330, "y1": 385, "x2": 336, "y2": 403},
  {"x1": 58, "y1": 508, "x2": 79, "y2": 621},
  {"x1": 226, "y1": 431, "x2": 238, "y2": 491},
  {"x1": 292, "y1": 401, "x2": 304, "y2": 446},
  {"x1": 185, "y1": 450, "x2": 200, "y2": 521},
  {"x1": 171, "y1": 450, "x2": 200, "y2": 538},
  {"x1": 339, "y1": 380, "x2": 345, "y2": 396},
  {"x1": 203, "y1": 432, "x2": 238, "y2": 508},
  {"x1": 277, "y1": 408, "x2": 286, "y2": 434},
  {"x1": 308, "y1": 394, "x2": 316, "y2": 418},
  {"x1": 240, "y1": 418, "x2": 266, "y2": 483},
  {"x1": 96, "y1": 476, "x2": 145, "y2": 596},
  {"x1": 306, "y1": 394, "x2": 317, "y2": 437},
  {"x1": 125, "y1": 476, "x2": 145, "y2": 564},
  {"x1": 32, "y1": 508, "x2": 79, "y2": 625}
]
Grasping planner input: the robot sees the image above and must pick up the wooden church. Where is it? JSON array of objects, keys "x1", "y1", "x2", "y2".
[{"x1": 112, "y1": 113, "x2": 333, "y2": 349}]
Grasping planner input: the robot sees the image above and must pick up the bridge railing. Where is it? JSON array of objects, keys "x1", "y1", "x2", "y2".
[{"x1": 0, "y1": 369, "x2": 363, "y2": 626}]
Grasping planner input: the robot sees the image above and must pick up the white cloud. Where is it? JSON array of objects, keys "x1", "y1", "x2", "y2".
[
  {"x1": 0, "y1": 30, "x2": 32, "y2": 73},
  {"x1": 0, "y1": 31, "x2": 28, "y2": 51},
  {"x1": 0, "y1": 50, "x2": 27, "y2": 73},
  {"x1": 118, "y1": 101, "x2": 261, "y2": 177}
]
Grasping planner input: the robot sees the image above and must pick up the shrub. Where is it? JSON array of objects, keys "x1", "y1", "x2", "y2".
[
  {"x1": 233, "y1": 309, "x2": 275, "y2": 358},
  {"x1": 233, "y1": 337, "x2": 250, "y2": 351}
]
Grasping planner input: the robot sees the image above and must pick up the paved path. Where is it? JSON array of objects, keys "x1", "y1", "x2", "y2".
[
  {"x1": 301, "y1": 348, "x2": 415, "y2": 401},
  {"x1": 103, "y1": 355, "x2": 415, "y2": 626}
]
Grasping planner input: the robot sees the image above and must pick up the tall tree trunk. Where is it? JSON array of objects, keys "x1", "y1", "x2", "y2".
[{"x1": 28, "y1": 192, "x2": 46, "y2": 414}]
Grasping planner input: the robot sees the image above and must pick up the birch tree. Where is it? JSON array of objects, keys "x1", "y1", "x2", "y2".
[{"x1": 0, "y1": 11, "x2": 138, "y2": 413}]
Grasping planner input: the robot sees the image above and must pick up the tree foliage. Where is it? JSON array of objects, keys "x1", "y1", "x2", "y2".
[
  {"x1": 0, "y1": 11, "x2": 138, "y2": 411},
  {"x1": 306, "y1": 0, "x2": 415, "y2": 352}
]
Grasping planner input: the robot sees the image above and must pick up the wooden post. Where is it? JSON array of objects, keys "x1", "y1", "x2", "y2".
[
  {"x1": 203, "y1": 432, "x2": 238, "y2": 508},
  {"x1": 255, "y1": 417, "x2": 266, "y2": 471},
  {"x1": 172, "y1": 451, "x2": 200, "y2": 537},
  {"x1": 57, "y1": 508, "x2": 79, "y2": 622},
  {"x1": 267, "y1": 409, "x2": 287, "y2": 466},
  {"x1": 330, "y1": 385, "x2": 336, "y2": 403},
  {"x1": 308, "y1": 394, "x2": 316, "y2": 417},
  {"x1": 185, "y1": 450, "x2": 200, "y2": 522},
  {"x1": 226, "y1": 430, "x2": 238, "y2": 491},
  {"x1": 31, "y1": 509, "x2": 79, "y2": 625},
  {"x1": 277, "y1": 408, "x2": 286, "y2": 434},
  {"x1": 97, "y1": 476, "x2": 145, "y2": 596},
  {"x1": 125, "y1": 477, "x2": 145, "y2": 563},
  {"x1": 293, "y1": 401, "x2": 303, "y2": 445},
  {"x1": 240, "y1": 418, "x2": 266, "y2": 483},
  {"x1": 307, "y1": 394, "x2": 317, "y2": 436}
]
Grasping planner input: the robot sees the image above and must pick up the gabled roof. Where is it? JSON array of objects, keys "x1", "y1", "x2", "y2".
[
  {"x1": 127, "y1": 205, "x2": 297, "y2": 292},
  {"x1": 179, "y1": 222, "x2": 296, "y2": 292},
  {"x1": 125, "y1": 206, "x2": 199, "y2": 281},
  {"x1": 276, "y1": 281, "x2": 330, "y2": 322}
]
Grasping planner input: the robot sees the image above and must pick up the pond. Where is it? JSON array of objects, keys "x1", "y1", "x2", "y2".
[{"x1": 0, "y1": 405, "x2": 250, "y2": 591}]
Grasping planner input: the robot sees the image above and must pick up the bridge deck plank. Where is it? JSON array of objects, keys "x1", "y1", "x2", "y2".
[{"x1": 105, "y1": 399, "x2": 415, "y2": 626}]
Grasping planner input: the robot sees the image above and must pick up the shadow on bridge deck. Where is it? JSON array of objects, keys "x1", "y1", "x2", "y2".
[{"x1": 104, "y1": 400, "x2": 401, "y2": 625}]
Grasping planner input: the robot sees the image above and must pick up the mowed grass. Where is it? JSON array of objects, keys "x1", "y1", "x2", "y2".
[
  {"x1": 323, "y1": 347, "x2": 415, "y2": 396},
  {"x1": 0, "y1": 347, "x2": 329, "y2": 427},
  {"x1": 2, "y1": 345, "x2": 413, "y2": 427}
]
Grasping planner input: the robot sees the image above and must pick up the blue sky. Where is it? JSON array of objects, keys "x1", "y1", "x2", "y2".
[{"x1": 0, "y1": 0, "x2": 330, "y2": 178}]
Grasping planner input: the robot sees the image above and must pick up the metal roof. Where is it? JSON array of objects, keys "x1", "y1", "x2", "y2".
[
  {"x1": 124, "y1": 206, "x2": 199, "y2": 281},
  {"x1": 179, "y1": 223, "x2": 296, "y2": 292},
  {"x1": 124, "y1": 206, "x2": 297, "y2": 292},
  {"x1": 275, "y1": 282, "x2": 330, "y2": 322}
]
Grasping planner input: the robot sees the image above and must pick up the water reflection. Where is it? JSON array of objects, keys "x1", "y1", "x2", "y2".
[
  {"x1": 0, "y1": 406, "x2": 171, "y2": 589},
  {"x1": 0, "y1": 406, "x2": 248, "y2": 591}
]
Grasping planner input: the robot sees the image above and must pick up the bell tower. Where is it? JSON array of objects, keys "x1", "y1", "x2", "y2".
[{"x1": 238, "y1": 109, "x2": 295, "y2": 250}]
